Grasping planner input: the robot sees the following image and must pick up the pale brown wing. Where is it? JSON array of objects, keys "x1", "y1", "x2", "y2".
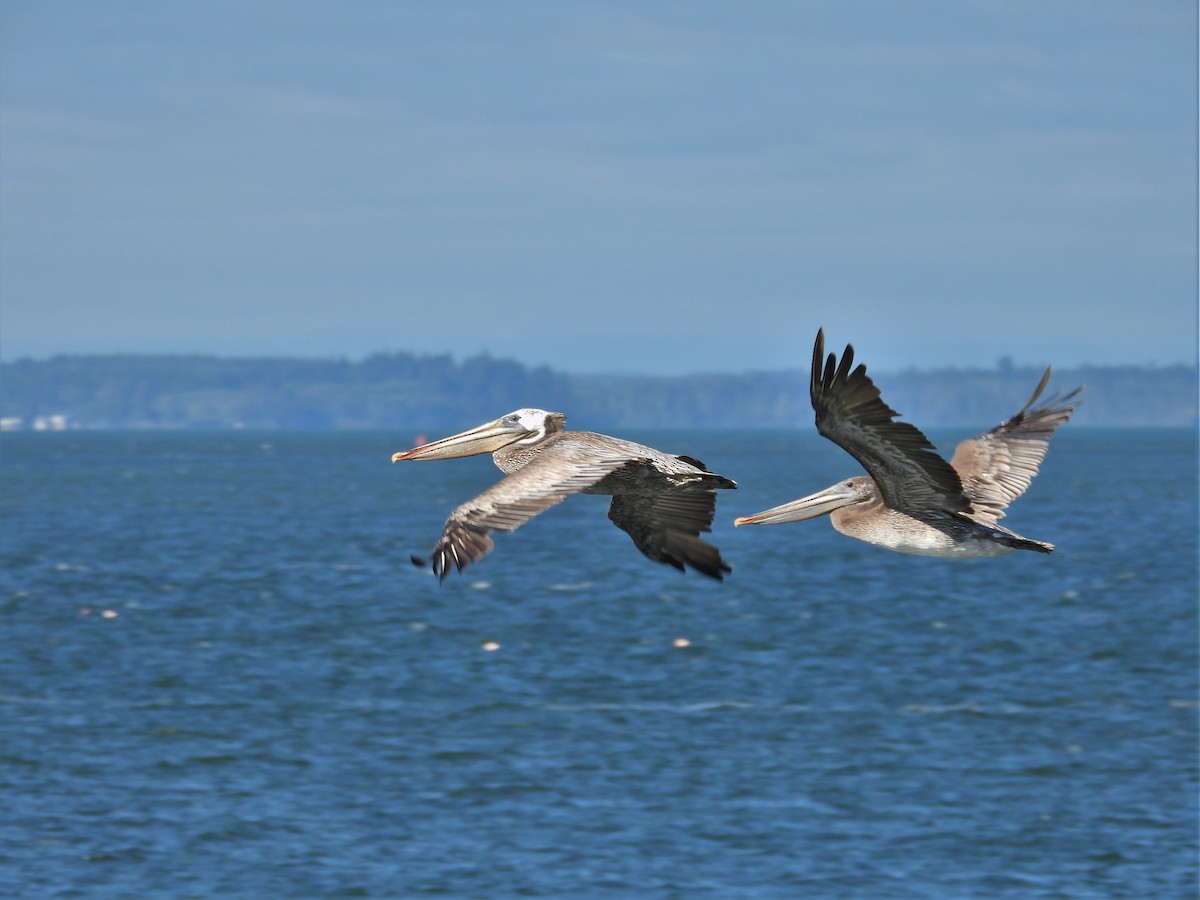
[
  {"x1": 414, "y1": 438, "x2": 633, "y2": 581},
  {"x1": 811, "y1": 329, "x2": 971, "y2": 515},
  {"x1": 606, "y1": 469, "x2": 732, "y2": 580},
  {"x1": 950, "y1": 367, "x2": 1081, "y2": 523}
]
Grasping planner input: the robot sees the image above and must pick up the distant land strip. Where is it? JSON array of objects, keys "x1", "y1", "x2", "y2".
[{"x1": 0, "y1": 352, "x2": 1195, "y2": 430}]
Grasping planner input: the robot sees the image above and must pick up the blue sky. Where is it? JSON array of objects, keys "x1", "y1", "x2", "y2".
[{"x1": 1, "y1": 1, "x2": 1195, "y2": 374}]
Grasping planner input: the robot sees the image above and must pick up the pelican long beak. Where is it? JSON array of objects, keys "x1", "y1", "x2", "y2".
[
  {"x1": 734, "y1": 482, "x2": 860, "y2": 526},
  {"x1": 391, "y1": 417, "x2": 528, "y2": 462}
]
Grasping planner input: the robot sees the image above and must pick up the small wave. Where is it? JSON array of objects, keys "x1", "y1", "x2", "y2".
[
  {"x1": 542, "y1": 700, "x2": 809, "y2": 714},
  {"x1": 903, "y1": 702, "x2": 1025, "y2": 716},
  {"x1": 0, "y1": 693, "x2": 60, "y2": 706}
]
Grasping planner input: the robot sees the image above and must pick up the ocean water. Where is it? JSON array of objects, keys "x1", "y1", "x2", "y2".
[{"x1": 1, "y1": 428, "x2": 1196, "y2": 898}]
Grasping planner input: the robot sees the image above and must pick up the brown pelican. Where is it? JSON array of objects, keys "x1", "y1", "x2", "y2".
[
  {"x1": 734, "y1": 330, "x2": 1081, "y2": 557},
  {"x1": 392, "y1": 409, "x2": 736, "y2": 581}
]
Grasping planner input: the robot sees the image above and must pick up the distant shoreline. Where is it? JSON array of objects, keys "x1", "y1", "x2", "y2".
[{"x1": 2, "y1": 352, "x2": 1195, "y2": 430}]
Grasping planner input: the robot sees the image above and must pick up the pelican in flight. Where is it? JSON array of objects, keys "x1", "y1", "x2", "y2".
[
  {"x1": 393, "y1": 409, "x2": 736, "y2": 581},
  {"x1": 734, "y1": 330, "x2": 1081, "y2": 557}
]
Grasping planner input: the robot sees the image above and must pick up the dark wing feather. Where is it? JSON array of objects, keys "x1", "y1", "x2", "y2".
[
  {"x1": 950, "y1": 368, "x2": 1081, "y2": 523},
  {"x1": 606, "y1": 467, "x2": 732, "y2": 580},
  {"x1": 810, "y1": 329, "x2": 971, "y2": 514}
]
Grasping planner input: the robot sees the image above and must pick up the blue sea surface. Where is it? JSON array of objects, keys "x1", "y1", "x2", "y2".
[{"x1": 1, "y1": 428, "x2": 1197, "y2": 898}]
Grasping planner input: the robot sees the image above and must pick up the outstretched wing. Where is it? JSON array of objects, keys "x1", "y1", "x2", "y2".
[
  {"x1": 811, "y1": 329, "x2": 971, "y2": 515},
  {"x1": 950, "y1": 368, "x2": 1081, "y2": 523},
  {"x1": 413, "y1": 436, "x2": 652, "y2": 582},
  {"x1": 606, "y1": 465, "x2": 733, "y2": 580}
]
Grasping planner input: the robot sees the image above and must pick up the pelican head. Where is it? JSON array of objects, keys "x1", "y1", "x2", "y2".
[
  {"x1": 392, "y1": 408, "x2": 565, "y2": 462},
  {"x1": 734, "y1": 475, "x2": 877, "y2": 526}
]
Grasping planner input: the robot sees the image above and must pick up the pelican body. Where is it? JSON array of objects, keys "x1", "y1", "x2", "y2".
[
  {"x1": 393, "y1": 408, "x2": 736, "y2": 581},
  {"x1": 735, "y1": 330, "x2": 1081, "y2": 558}
]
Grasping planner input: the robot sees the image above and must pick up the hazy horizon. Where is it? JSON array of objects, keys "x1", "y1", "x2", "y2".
[{"x1": 2, "y1": 344, "x2": 1196, "y2": 378}]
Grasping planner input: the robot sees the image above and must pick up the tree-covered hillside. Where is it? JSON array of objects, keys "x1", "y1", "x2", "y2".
[{"x1": 0, "y1": 352, "x2": 1194, "y2": 430}]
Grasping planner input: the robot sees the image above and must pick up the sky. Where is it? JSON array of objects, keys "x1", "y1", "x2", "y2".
[{"x1": 1, "y1": 1, "x2": 1195, "y2": 375}]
